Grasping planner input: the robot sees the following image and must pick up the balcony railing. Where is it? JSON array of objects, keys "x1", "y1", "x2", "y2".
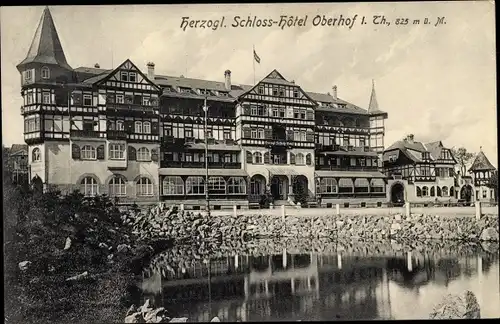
[
  {"x1": 316, "y1": 165, "x2": 380, "y2": 171},
  {"x1": 161, "y1": 161, "x2": 241, "y2": 169},
  {"x1": 107, "y1": 103, "x2": 155, "y2": 112},
  {"x1": 70, "y1": 130, "x2": 101, "y2": 138},
  {"x1": 107, "y1": 130, "x2": 128, "y2": 140},
  {"x1": 408, "y1": 175, "x2": 437, "y2": 183}
]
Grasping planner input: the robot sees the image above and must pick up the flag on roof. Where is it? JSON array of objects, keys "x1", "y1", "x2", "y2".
[{"x1": 253, "y1": 49, "x2": 261, "y2": 64}]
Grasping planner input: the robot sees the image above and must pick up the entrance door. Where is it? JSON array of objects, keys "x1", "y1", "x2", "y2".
[
  {"x1": 292, "y1": 175, "x2": 309, "y2": 204},
  {"x1": 390, "y1": 183, "x2": 405, "y2": 206},
  {"x1": 271, "y1": 176, "x2": 287, "y2": 200},
  {"x1": 460, "y1": 185, "x2": 473, "y2": 206}
]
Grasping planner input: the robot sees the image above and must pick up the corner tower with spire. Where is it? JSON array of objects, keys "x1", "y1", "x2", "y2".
[
  {"x1": 468, "y1": 147, "x2": 497, "y2": 202},
  {"x1": 367, "y1": 80, "x2": 388, "y2": 169}
]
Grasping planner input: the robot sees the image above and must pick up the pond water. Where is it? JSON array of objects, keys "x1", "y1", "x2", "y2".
[{"x1": 138, "y1": 245, "x2": 500, "y2": 321}]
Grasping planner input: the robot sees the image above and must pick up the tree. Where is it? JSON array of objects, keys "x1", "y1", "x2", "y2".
[{"x1": 451, "y1": 147, "x2": 474, "y2": 175}]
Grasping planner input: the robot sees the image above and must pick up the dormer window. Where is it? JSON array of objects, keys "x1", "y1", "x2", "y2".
[
  {"x1": 41, "y1": 66, "x2": 50, "y2": 79},
  {"x1": 24, "y1": 70, "x2": 32, "y2": 81},
  {"x1": 129, "y1": 72, "x2": 137, "y2": 82},
  {"x1": 258, "y1": 86, "x2": 264, "y2": 94},
  {"x1": 423, "y1": 152, "x2": 430, "y2": 160},
  {"x1": 293, "y1": 89, "x2": 299, "y2": 98},
  {"x1": 120, "y1": 71, "x2": 129, "y2": 82}
]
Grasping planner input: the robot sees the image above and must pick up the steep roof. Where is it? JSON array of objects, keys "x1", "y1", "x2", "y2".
[
  {"x1": 423, "y1": 141, "x2": 443, "y2": 160},
  {"x1": 17, "y1": 7, "x2": 72, "y2": 71},
  {"x1": 69, "y1": 64, "x2": 382, "y2": 114},
  {"x1": 368, "y1": 80, "x2": 379, "y2": 113},
  {"x1": 9, "y1": 144, "x2": 28, "y2": 156},
  {"x1": 469, "y1": 150, "x2": 496, "y2": 172}
]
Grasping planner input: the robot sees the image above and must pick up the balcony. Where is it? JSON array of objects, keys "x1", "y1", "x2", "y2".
[
  {"x1": 161, "y1": 161, "x2": 241, "y2": 169},
  {"x1": 108, "y1": 159, "x2": 127, "y2": 170},
  {"x1": 316, "y1": 165, "x2": 379, "y2": 172},
  {"x1": 107, "y1": 130, "x2": 128, "y2": 140},
  {"x1": 107, "y1": 103, "x2": 155, "y2": 114},
  {"x1": 70, "y1": 130, "x2": 101, "y2": 139}
]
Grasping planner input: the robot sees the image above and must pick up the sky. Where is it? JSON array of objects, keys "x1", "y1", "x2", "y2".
[{"x1": 1, "y1": 3, "x2": 497, "y2": 166}]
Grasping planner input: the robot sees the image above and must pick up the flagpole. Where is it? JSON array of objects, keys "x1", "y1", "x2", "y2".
[{"x1": 253, "y1": 45, "x2": 256, "y2": 85}]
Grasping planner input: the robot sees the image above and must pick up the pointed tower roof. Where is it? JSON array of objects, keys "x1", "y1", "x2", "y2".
[
  {"x1": 17, "y1": 6, "x2": 72, "y2": 71},
  {"x1": 368, "y1": 79, "x2": 380, "y2": 113},
  {"x1": 469, "y1": 147, "x2": 496, "y2": 172}
]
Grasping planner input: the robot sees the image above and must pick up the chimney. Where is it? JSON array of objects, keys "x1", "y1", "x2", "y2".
[
  {"x1": 224, "y1": 70, "x2": 231, "y2": 91},
  {"x1": 332, "y1": 85, "x2": 338, "y2": 99},
  {"x1": 147, "y1": 62, "x2": 155, "y2": 80},
  {"x1": 406, "y1": 134, "x2": 414, "y2": 143},
  {"x1": 94, "y1": 63, "x2": 100, "y2": 68}
]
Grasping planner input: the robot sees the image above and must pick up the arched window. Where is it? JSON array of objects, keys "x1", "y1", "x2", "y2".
[
  {"x1": 338, "y1": 178, "x2": 354, "y2": 193},
  {"x1": 250, "y1": 176, "x2": 265, "y2": 195},
  {"x1": 135, "y1": 121, "x2": 143, "y2": 133},
  {"x1": 162, "y1": 176, "x2": 184, "y2": 195},
  {"x1": 254, "y1": 152, "x2": 263, "y2": 164},
  {"x1": 136, "y1": 177, "x2": 153, "y2": 196},
  {"x1": 32, "y1": 148, "x2": 41, "y2": 162},
  {"x1": 41, "y1": 66, "x2": 50, "y2": 79},
  {"x1": 81, "y1": 145, "x2": 96, "y2": 160},
  {"x1": 416, "y1": 186, "x2": 422, "y2": 197},
  {"x1": 227, "y1": 177, "x2": 246, "y2": 194},
  {"x1": 296, "y1": 153, "x2": 305, "y2": 165},
  {"x1": 437, "y1": 186, "x2": 442, "y2": 197},
  {"x1": 186, "y1": 176, "x2": 205, "y2": 195},
  {"x1": 320, "y1": 178, "x2": 337, "y2": 193},
  {"x1": 370, "y1": 178, "x2": 385, "y2": 193},
  {"x1": 109, "y1": 176, "x2": 126, "y2": 197},
  {"x1": 137, "y1": 147, "x2": 151, "y2": 161},
  {"x1": 143, "y1": 121, "x2": 151, "y2": 134},
  {"x1": 450, "y1": 187, "x2": 455, "y2": 197},
  {"x1": 208, "y1": 176, "x2": 226, "y2": 194},
  {"x1": 80, "y1": 176, "x2": 98, "y2": 197},
  {"x1": 442, "y1": 186, "x2": 448, "y2": 197},
  {"x1": 422, "y1": 186, "x2": 429, "y2": 196},
  {"x1": 430, "y1": 186, "x2": 435, "y2": 197}
]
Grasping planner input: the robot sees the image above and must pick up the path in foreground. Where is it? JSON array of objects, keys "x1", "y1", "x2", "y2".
[{"x1": 210, "y1": 206, "x2": 499, "y2": 217}]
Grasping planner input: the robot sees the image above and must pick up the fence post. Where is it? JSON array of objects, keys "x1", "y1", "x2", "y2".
[
  {"x1": 233, "y1": 205, "x2": 237, "y2": 218},
  {"x1": 180, "y1": 203, "x2": 184, "y2": 211},
  {"x1": 281, "y1": 204, "x2": 286, "y2": 221},
  {"x1": 475, "y1": 201, "x2": 482, "y2": 220},
  {"x1": 336, "y1": 204, "x2": 340, "y2": 216},
  {"x1": 405, "y1": 202, "x2": 411, "y2": 217}
]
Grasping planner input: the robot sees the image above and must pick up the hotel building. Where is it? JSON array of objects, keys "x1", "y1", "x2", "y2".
[{"x1": 19, "y1": 7, "x2": 389, "y2": 208}]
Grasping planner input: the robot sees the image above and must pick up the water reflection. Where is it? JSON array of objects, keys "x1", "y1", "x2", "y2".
[{"x1": 140, "y1": 247, "x2": 499, "y2": 321}]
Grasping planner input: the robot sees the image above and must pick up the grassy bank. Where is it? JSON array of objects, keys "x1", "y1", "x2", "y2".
[{"x1": 3, "y1": 182, "x2": 150, "y2": 324}]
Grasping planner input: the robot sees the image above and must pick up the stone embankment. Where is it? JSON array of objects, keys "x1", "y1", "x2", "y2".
[
  {"x1": 430, "y1": 290, "x2": 481, "y2": 319},
  {"x1": 121, "y1": 206, "x2": 499, "y2": 243}
]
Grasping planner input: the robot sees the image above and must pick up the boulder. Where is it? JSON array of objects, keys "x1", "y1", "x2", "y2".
[
  {"x1": 211, "y1": 316, "x2": 221, "y2": 322},
  {"x1": 64, "y1": 237, "x2": 72, "y2": 250},
  {"x1": 117, "y1": 244, "x2": 130, "y2": 254},
  {"x1": 429, "y1": 290, "x2": 480, "y2": 319},
  {"x1": 169, "y1": 317, "x2": 188, "y2": 322},
  {"x1": 480, "y1": 227, "x2": 499, "y2": 242},
  {"x1": 18, "y1": 260, "x2": 31, "y2": 271},
  {"x1": 125, "y1": 312, "x2": 142, "y2": 323}
]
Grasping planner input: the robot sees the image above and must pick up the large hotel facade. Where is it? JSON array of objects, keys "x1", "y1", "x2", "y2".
[{"x1": 18, "y1": 7, "x2": 496, "y2": 208}]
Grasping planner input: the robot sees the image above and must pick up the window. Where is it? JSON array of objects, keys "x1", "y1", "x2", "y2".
[
  {"x1": 80, "y1": 176, "x2": 98, "y2": 197},
  {"x1": 142, "y1": 97, "x2": 150, "y2": 106},
  {"x1": 272, "y1": 88, "x2": 278, "y2": 96},
  {"x1": 26, "y1": 93, "x2": 33, "y2": 105},
  {"x1": 254, "y1": 152, "x2": 263, "y2": 164},
  {"x1": 251, "y1": 105, "x2": 258, "y2": 115},
  {"x1": 416, "y1": 186, "x2": 422, "y2": 197},
  {"x1": 143, "y1": 122, "x2": 151, "y2": 134},
  {"x1": 208, "y1": 176, "x2": 226, "y2": 194},
  {"x1": 223, "y1": 130, "x2": 231, "y2": 139},
  {"x1": 483, "y1": 190, "x2": 487, "y2": 198},
  {"x1": 278, "y1": 89, "x2": 284, "y2": 97},
  {"x1": 258, "y1": 129, "x2": 264, "y2": 139},
  {"x1": 42, "y1": 92, "x2": 51, "y2": 104},
  {"x1": 186, "y1": 176, "x2": 205, "y2": 194},
  {"x1": 137, "y1": 147, "x2": 151, "y2": 161},
  {"x1": 135, "y1": 121, "x2": 143, "y2": 133},
  {"x1": 162, "y1": 176, "x2": 184, "y2": 195},
  {"x1": 83, "y1": 95, "x2": 92, "y2": 106},
  {"x1": 81, "y1": 145, "x2": 97, "y2": 160},
  {"x1": 41, "y1": 66, "x2": 50, "y2": 79},
  {"x1": 136, "y1": 177, "x2": 153, "y2": 196},
  {"x1": 320, "y1": 178, "x2": 337, "y2": 193},
  {"x1": 129, "y1": 72, "x2": 137, "y2": 82},
  {"x1": 422, "y1": 186, "x2": 429, "y2": 196},
  {"x1": 25, "y1": 70, "x2": 32, "y2": 81},
  {"x1": 109, "y1": 143, "x2": 125, "y2": 160},
  {"x1": 116, "y1": 120, "x2": 124, "y2": 131},
  {"x1": 296, "y1": 153, "x2": 305, "y2": 165},
  {"x1": 184, "y1": 128, "x2": 193, "y2": 138},
  {"x1": 293, "y1": 89, "x2": 299, "y2": 98},
  {"x1": 251, "y1": 129, "x2": 258, "y2": 139},
  {"x1": 32, "y1": 148, "x2": 41, "y2": 162},
  {"x1": 109, "y1": 176, "x2": 126, "y2": 197},
  {"x1": 258, "y1": 86, "x2": 264, "y2": 94},
  {"x1": 120, "y1": 71, "x2": 128, "y2": 82},
  {"x1": 227, "y1": 177, "x2": 246, "y2": 194},
  {"x1": 116, "y1": 94, "x2": 124, "y2": 104},
  {"x1": 442, "y1": 186, "x2": 448, "y2": 197}
]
